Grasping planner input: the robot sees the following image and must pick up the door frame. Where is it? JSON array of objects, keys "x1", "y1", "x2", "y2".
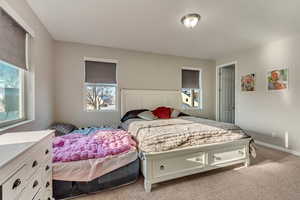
[{"x1": 216, "y1": 61, "x2": 237, "y2": 123}]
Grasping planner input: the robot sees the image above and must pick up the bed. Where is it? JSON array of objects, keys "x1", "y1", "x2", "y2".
[
  {"x1": 51, "y1": 128, "x2": 139, "y2": 199},
  {"x1": 121, "y1": 89, "x2": 254, "y2": 192}
]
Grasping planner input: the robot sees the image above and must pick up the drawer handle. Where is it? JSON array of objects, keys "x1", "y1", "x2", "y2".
[
  {"x1": 32, "y1": 160, "x2": 38, "y2": 168},
  {"x1": 45, "y1": 149, "x2": 49, "y2": 155},
  {"x1": 45, "y1": 165, "x2": 50, "y2": 171},
  {"x1": 195, "y1": 157, "x2": 202, "y2": 162},
  {"x1": 12, "y1": 178, "x2": 21, "y2": 190},
  {"x1": 47, "y1": 198, "x2": 51, "y2": 200},
  {"x1": 46, "y1": 181, "x2": 50, "y2": 188},
  {"x1": 238, "y1": 150, "x2": 244, "y2": 155},
  {"x1": 214, "y1": 156, "x2": 222, "y2": 161},
  {"x1": 32, "y1": 180, "x2": 39, "y2": 188},
  {"x1": 160, "y1": 165, "x2": 165, "y2": 170}
]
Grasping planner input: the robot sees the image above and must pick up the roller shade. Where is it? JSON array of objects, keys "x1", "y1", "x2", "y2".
[
  {"x1": 182, "y1": 69, "x2": 200, "y2": 88},
  {"x1": 85, "y1": 60, "x2": 116, "y2": 84},
  {"x1": 0, "y1": 8, "x2": 27, "y2": 70}
]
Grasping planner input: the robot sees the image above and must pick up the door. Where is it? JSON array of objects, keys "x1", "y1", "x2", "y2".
[{"x1": 219, "y1": 64, "x2": 235, "y2": 123}]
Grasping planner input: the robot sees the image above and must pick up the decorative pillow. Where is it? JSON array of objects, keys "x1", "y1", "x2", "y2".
[
  {"x1": 121, "y1": 109, "x2": 149, "y2": 122},
  {"x1": 49, "y1": 122, "x2": 78, "y2": 136},
  {"x1": 152, "y1": 107, "x2": 172, "y2": 119},
  {"x1": 138, "y1": 111, "x2": 158, "y2": 121},
  {"x1": 170, "y1": 109, "x2": 181, "y2": 118}
]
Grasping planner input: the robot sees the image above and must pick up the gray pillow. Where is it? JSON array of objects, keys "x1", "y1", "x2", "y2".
[
  {"x1": 138, "y1": 111, "x2": 158, "y2": 121},
  {"x1": 171, "y1": 109, "x2": 181, "y2": 118},
  {"x1": 49, "y1": 122, "x2": 78, "y2": 136}
]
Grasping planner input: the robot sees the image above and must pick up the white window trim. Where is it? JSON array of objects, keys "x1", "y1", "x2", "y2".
[
  {"x1": 83, "y1": 57, "x2": 118, "y2": 64},
  {"x1": 0, "y1": 119, "x2": 34, "y2": 133},
  {"x1": 83, "y1": 57, "x2": 119, "y2": 112},
  {"x1": 0, "y1": 0, "x2": 35, "y2": 130},
  {"x1": 180, "y1": 67, "x2": 203, "y2": 110}
]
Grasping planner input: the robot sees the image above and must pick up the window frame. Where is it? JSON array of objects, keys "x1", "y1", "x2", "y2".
[
  {"x1": 83, "y1": 57, "x2": 118, "y2": 112},
  {"x1": 0, "y1": 62, "x2": 26, "y2": 128},
  {"x1": 0, "y1": 1, "x2": 35, "y2": 130},
  {"x1": 181, "y1": 67, "x2": 203, "y2": 110}
]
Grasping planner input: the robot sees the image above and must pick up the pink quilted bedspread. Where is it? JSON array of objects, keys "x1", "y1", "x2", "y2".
[{"x1": 52, "y1": 130, "x2": 136, "y2": 163}]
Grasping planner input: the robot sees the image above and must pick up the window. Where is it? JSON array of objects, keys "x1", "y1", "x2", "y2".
[
  {"x1": 181, "y1": 68, "x2": 202, "y2": 109},
  {"x1": 0, "y1": 8, "x2": 29, "y2": 127},
  {"x1": 84, "y1": 59, "x2": 117, "y2": 111},
  {"x1": 0, "y1": 61, "x2": 24, "y2": 125}
]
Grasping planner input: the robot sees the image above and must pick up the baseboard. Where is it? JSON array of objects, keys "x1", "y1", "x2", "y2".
[{"x1": 255, "y1": 140, "x2": 300, "y2": 156}]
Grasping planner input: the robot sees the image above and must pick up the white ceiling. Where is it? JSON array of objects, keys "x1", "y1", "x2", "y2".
[{"x1": 26, "y1": 0, "x2": 300, "y2": 59}]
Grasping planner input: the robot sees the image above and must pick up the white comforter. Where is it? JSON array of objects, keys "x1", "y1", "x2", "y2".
[{"x1": 124, "y1": 117, "x2": 248, "y2": 153}]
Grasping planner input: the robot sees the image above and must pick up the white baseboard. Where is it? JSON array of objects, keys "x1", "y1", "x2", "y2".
[{"x1": 255, "y1": 140, "x2": 300, "y2": 157}]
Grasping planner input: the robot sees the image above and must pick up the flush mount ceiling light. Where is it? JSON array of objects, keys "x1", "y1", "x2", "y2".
[{"x1": 181, "y1": 13, "x2": 201, "y2": 29}]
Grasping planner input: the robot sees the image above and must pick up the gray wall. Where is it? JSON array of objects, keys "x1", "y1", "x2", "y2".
[
  {"x1": 54, "y1": 41, "x2": 216, "y2": 127},
  {"x1": 1, "y1": 0, "x2": 54, "y2": 133},
  {"x1": 217, "y1": 35, "x2": 300, "y2": 152}
]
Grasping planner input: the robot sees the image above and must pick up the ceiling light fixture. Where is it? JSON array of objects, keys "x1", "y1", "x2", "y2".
[{"x1": 181, "y1": 13, "x2": 201, "y2": 29}]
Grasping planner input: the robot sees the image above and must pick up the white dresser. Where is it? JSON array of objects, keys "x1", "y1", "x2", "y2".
[{"x1": 0, "y1": 130, "x2": 54, "y2": 200}]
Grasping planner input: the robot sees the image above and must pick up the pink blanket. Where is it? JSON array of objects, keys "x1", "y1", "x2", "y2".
[{"x1": 53, "y1": 130, "x2": 136, "y2": 163}]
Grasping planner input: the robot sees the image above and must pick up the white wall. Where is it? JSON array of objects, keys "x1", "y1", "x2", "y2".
[
  {"x1": 0, "y1": 0, "x2": 54, "y2": 134},
  {"x1": 217, "y1": 35, "x2": 300, "y2": 152},
  {"x1": 54, "y1": 41, "x2": 216, "y2": 127}
]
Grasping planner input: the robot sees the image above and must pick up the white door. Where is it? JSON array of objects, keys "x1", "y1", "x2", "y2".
[{"x1": 219, "y1": 65, "x2": 235, "y2": 123}]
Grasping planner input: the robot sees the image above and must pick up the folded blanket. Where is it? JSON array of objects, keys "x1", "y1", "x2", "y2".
[{"x1": 53, "y1": 129, "x2": 136, "y2": 163}]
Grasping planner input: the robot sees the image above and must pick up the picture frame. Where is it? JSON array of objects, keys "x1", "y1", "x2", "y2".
[
  {"x1": 267, "y1": 68, "x2": 288, "y2": 91},
  {"x1": 241, "y1": 73, "x2": 255, "y2": 92}
]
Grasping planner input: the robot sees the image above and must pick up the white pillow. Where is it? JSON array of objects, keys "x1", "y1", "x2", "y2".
[
  {"x1": 138, "y1": 111, "x2": 158, "y2": 121},
  {"x1": 171, "y1": 109, "x2": 181, "y2": 118}
]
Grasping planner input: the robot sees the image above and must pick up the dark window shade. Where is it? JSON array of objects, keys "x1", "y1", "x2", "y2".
[
  {"x1": 0, "y1": 8, "x2": 27, "y2": 70},
  {"x1": 85, "y1": 61, "x2": 116, "y2": 84},
  {"x1": 182, "y1": 69, "x2": 200, "y2": 88}
]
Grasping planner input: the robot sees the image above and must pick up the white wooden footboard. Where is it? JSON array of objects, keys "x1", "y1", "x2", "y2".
[{"x1": 139, "y1": 138, "x2": 251, "y2": 192}]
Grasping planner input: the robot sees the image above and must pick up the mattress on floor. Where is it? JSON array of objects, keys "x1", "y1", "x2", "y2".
[
  {"x1": 53, "y1": 158, "x2": 140, "y2": 200},
  {"x1": 53, "y1": 148, "x2": 138, "y2": 182}
]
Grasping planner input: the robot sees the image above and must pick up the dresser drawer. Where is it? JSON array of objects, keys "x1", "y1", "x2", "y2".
[
  {"x1": 43, "y1": 177, "x2": 52, "y2": 192},
  {"x1": 43, "y1": 190, "x2": 53, "y2": 200},
  {"x1": 36, "y1": 188, "x2": 52, "y2": 200},
  {"x1": 26, "y1": 151, "x2": 42, "y2": 179},
  {"x1": 33, "y1": 190, "x2": 53, "y2": 200},
  {"x1": 18, "y1": 168, "x2": 42, "y2": 200},
  {"x1": 41, "y1": 159, "x2": 52, "y2": 198},
  {"x1": 153, "y1": 152, "x2": 205, "y2": 178},
  {"x1": 32, "y1": 189, "x2": 42, "y2": 200},
  {"x1": 210, "y1": 147, "x2": 245, "y2": 165},
  {"x1": 26, "y1": 139, "x2": 52, "y2": 179},
  {"x1": 40, "y1": 138, "x2": 52, "y2": 161},
  {"x1": 41, "y1": 159, "x2": 52, "y2": 183},
  {"x1": 2, "y1": 165, "x2": 27, "y2": 200}
]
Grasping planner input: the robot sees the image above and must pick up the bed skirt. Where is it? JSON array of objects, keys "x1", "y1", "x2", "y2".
[{"x1": 53, "y1": 158, "x2": 140, "y2": 199}]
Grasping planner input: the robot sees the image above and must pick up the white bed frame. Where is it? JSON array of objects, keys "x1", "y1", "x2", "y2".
[{"x1": 121, "y1": 89, "x2": 251, "y2": 192}]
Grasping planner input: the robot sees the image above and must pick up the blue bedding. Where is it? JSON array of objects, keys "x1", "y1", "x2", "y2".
[{"x1": 71, "y1": 127, "x2": 115, "y2": 135}]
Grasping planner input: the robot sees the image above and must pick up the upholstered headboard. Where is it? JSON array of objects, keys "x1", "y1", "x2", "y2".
[{"x1": 121, "y1": 89, "x2": 181, "y2": 116}]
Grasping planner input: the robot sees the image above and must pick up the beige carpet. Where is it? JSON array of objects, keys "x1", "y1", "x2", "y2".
[{"x1": 75, "y1": 146, "x2": 300, "y2": 200}]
